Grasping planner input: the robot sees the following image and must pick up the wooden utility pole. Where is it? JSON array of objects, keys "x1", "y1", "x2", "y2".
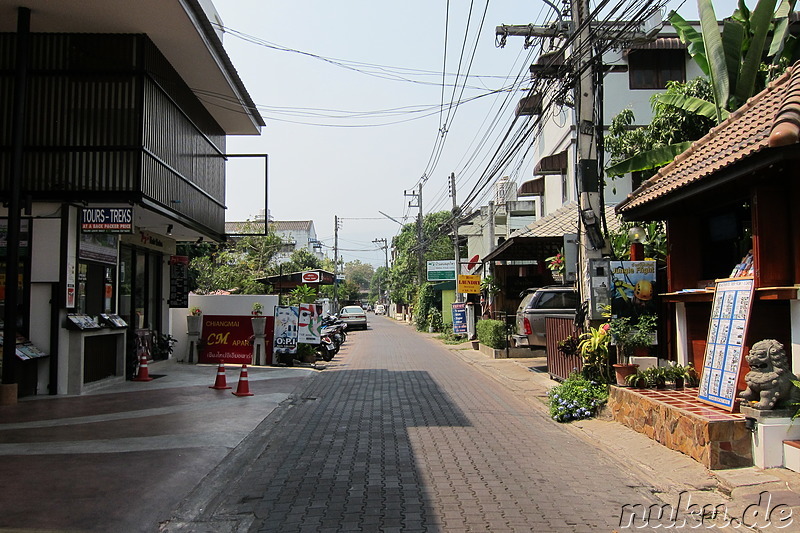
[{"x1": 372, "y1": 238, "x2": 388, "y2": 303}]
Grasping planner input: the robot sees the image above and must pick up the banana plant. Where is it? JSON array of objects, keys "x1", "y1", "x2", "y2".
[{"x1": 605, "y1": 0, "x2": 797, "y2": 178}]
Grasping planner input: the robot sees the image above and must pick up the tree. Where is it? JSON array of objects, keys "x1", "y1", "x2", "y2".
[
  {"x1": 188, "y1": 223, "x2": 284, "y2": 294},
  {"x1": 268, "y1": 248, "x2": 323, "y2": 275},
  {"x1": 388, "y1": 211, "x2": 454, "y2": 305},
  {"x1": 370, "y1": 266, "x2": 389, "y2": 302},
  {"x1": 286, "y1": 285, "x2": 318, "y2": 306},
  {"x1": 606, "y1": 0, "x2": 797, "y2": 177},
  {"x1": 343, "y1": 260, "x2": 374, "y2": 291}
]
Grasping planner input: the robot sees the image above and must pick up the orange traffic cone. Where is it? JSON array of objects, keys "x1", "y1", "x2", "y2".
[
  {"x1": 232, "y1": 364, "x2": 254, "y2": 397},
  {"x1": 132, "y1": 351, "x2": 153, "y2": 382},
  {"x1": 209, "y1": 362, "x2": 232, "y2": 390}
]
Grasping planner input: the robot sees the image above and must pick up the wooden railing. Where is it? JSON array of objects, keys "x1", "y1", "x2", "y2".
[{"x1": 545, "y1": 315, "x2": 582, "y2": 382}]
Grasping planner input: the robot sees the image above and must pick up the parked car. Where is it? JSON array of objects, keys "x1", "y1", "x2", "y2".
[
  {"x1": 512, "y1": 286, "x2": 578, "y2": 348},
  {"x1": 339, "y1": 305, "x2": 368, "y2": 330},
  {"x1": 374, "y1": 304, "x2": 386, "y2": 315}
]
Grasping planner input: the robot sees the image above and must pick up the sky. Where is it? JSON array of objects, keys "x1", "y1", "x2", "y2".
[{"x1": 214, "y1": 0, "x2": 741, "y2": 268}]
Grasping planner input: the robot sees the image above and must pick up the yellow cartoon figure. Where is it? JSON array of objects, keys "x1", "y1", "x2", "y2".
[{"x1": 633, "y1": 280, "x2": 653, "y2": 302}]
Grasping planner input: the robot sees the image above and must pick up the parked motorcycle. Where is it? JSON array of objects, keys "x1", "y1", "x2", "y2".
[{"x1": 315, "y1": 334, "x2": 337, "y2": 361}]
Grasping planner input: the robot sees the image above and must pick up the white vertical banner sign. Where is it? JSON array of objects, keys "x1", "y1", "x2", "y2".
[{"x1": 298, "y1": 303, "x2": 322, "y2": 344}]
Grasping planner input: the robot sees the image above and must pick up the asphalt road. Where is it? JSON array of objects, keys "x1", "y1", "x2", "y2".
[{"x1": 164, "y1": 316, "x2": 663, "y2": 532}]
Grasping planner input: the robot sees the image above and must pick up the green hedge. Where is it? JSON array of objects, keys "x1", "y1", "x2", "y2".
[{"x1": 476, "y1": 319, "x2": 507, "y2": 349}]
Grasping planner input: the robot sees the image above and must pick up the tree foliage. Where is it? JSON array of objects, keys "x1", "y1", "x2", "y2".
[
  {"x1": 606, "y1": 0, "x2": 798, "y2": 178},
  {"x1": 388, "y1": 211, "x2": 454, "y2": 305},
  {"x1": 343, "y1": 260, "x2": 374, "y2": 290}
]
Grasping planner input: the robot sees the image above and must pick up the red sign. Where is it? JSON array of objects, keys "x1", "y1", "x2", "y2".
[
  {"x1": 199, "y1": 315, "x2": 274, "y2": 364},
  {"x1": 302, "y1": 271, "x2": 320, "y2": 283}
]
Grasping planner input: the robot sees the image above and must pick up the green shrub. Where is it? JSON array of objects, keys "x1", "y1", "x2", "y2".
[
  {"x1": 476, "y1": 319, "x2": 507, "y2": 349},
  {"x1": 547, "y1": 373, "x2": 609, "y2": 423}
]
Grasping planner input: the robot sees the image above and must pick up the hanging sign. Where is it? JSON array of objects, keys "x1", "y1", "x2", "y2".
[
  {"x1": 427, "y1": 260, "x2": 456, "y2": 281},
  {"x1": 301, "y1": 271, "x2": 321, "y2": 283},
  {"x1": 457, "y1": 274, "x2": 481, "y2": 294},
  {"x1": 698, "y1": 277, "x2": 755, "y2": 411}
]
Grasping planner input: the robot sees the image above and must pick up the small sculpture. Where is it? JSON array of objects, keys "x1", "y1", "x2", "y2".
[{"x1": 739, "y1": 339, "x2": 799, "y2": 410}]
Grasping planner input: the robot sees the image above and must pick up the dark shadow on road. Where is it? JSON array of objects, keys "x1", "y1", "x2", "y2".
[{"x1": 222, "y1": 368, "x2": 471, "y2": 532}]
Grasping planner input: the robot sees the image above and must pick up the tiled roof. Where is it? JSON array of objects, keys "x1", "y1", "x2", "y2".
[
  {"x1": 225, "y1": 220, "x2": 313, "y2": 234},
  {"x1": 511, "y1": 202, "x2": 623, "y2": 238},
  {"x1": 617, "y1": 62, "x2": 800, "y2": 215}
]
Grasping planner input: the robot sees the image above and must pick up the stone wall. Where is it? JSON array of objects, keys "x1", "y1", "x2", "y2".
[{"x1": 609, "y1": 387, "x2": 752, "y2": 470}]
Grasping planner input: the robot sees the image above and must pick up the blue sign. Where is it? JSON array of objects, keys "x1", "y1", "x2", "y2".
[{"x1": 451, "y1": 302, "x2": 467, "y2": 335}]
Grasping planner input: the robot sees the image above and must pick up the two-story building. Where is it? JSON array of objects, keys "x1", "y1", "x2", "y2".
[{"x1": 0, "y1": 0, "x2": 264, "y2": 400}]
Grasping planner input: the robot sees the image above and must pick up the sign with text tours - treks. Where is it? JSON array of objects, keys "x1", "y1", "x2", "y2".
[{"x1": 273, "y1": 306, "x2": 299, "y2": 355}]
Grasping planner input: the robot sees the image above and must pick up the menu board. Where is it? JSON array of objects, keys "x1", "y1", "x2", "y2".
[{"x1": 698, "y1": 277, "x2": 755, "y2": 411}]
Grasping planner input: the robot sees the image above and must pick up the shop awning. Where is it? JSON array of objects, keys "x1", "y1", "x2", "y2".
[
  {"x1": 533, "y1": 150, "x2": 568, "y2": 175},
  {"x1": 517, "y1": 176, "x2": 544, "y2": 197}
]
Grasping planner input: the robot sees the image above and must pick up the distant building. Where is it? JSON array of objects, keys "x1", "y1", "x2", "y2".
[{"x1": 225, "y1": 219, "x2": 324, "y2": 264}]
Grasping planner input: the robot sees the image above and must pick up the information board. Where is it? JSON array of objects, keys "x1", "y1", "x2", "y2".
[
  {"x1": 451, "y1": 302, "x2": 467, "y2": 334},
  {"x1": 698, "y1": 277, "x2": 755, "y2": 411}
]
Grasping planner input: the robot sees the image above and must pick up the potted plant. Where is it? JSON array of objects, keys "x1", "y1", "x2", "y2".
[
  {"x1": 667, "y1": 363, "x2": 700, "y2": 389},
  {"x1": 624, "y1": 369, "x2": 648, "y2": 388},
  {"x1": 577, "y1": 324, "x2": 612, "y2": 384},
  {"x1": 642, "y1": 366, "x2": 668, "y2": 389},
  {"x1": 608, "y1": 314, "x2": 657, "y2": 386},
  {"x1": 545, "y1": 247, "x2": 566, "y2": 283},
  {"x1": 251, "y1": 302, "x2": 266, "y2": 335},
  {"x1": 187, "y1": 306, "x2": 202, "y2": 335}
]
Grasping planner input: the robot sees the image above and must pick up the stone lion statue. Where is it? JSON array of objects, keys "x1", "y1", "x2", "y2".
[{"x1": 739, "y1": 339, "x2": 799, "y2": 410}]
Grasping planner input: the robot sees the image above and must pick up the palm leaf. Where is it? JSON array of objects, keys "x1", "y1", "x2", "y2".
[
  {"x1": 768, "y1": 0, "x2": 796, "y2": 60},
  {"x1": 735, "y1": 0, "x2": 778, "y2": 103},
  {"x1": 669, "y1": 10, "x2": 709, "y2": 75},
  {"x1": 721, "y1": 19, "x2": 745, "y2": 94},
  {"x1": 653, "y1": 93, "x2": 730, "y2": 121},
  {"x1": 605, "y1": 142, "x2": 693, "y2": 177},
  {"x1": 698, "y1": 0, "x2": 730, "y2": 120}
]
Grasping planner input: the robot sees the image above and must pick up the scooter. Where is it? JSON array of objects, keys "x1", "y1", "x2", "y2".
[{"x1": 316, "y1": 334, "x2": 337, "y2": 361}]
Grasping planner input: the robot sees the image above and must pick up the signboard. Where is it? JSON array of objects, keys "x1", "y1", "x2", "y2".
[
  {"x1": 427, "y1": 260, "x2": 456, "y2": 281},
  {"x1": 298, "y1": 303, "x2": 322, "y2": 344},
  {"x1": 273, "y1": 306, "x2": 299, "y2": 355},
  {"x1": 80, "y1": 207, "x2": 133, "y2": 233},
  {"x1": 301, "y1": 271, "x2": 321, "y2": 283},
  {"x1": 609, "y1": 260, "x2": 658, "y2": 318},
  {"x1": 698, "y1": 277, "x2": 755, "y2": 411},
  {"x1": 457, "y1": 274, "x2": 481, "y2": 294},
  {"x1": 451, "y1": 302, "x2": 468, "y2": 334},
  {"x1": 199, "y1": 315, "x2": 268, "y2": 364},
  {"x1": 168, "y1": 256, "x2": 189, "y2": 308},
  {"x1": 0, "y1": 219, "x2": 30, "y2": 257}
]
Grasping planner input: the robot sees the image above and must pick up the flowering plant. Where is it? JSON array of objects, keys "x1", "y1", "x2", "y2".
[
  {"x1": 545, "y1": 248, "x2": 565, "y2": 275},
  {"x1": 547, "y1": 373, "x2": 609, "y2": 423},
  {"x1": 189, "y1": 307, "x2": 202, "y2": 316},
  {"x1": 251, "y1": 302, "x2": 264, "y2": 316}
]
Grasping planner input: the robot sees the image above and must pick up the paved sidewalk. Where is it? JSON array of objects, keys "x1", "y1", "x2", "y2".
[{"x1": 442, "y1": 334, "x2": 800, "y2": 531}]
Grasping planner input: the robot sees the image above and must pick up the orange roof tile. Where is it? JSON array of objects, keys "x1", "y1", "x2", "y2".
[{"x1": 616, "y1": 61, "x2": 800, "y2": 216}]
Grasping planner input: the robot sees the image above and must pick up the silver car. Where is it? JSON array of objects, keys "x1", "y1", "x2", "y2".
[
  {"x1": 339, "y1": 305, "x2": 368, "y2": 330},
  {"x1": 513, "y1": 286, "x2": 578, "y2": 348}
]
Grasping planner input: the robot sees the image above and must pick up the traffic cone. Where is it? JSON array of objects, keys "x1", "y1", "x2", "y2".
[
  {"x1": 209, "y1": 362, "x2": 232, "y2": 390},
  {"x1": 232, "y1": 364, "x2": 254, "y2": 397},
  {"x1": 132, "y1": 351, "x2": 153, "y2": 382}
]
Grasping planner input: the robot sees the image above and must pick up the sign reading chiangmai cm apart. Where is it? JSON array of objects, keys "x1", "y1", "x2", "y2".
[{"x1": 427, "y1": 260, "x2": 456, "y2": 281}]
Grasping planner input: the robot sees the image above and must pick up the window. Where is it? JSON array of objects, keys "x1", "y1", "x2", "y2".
[
  {"x1": 561, "y1": 172, "x2": 568, "y2": 203},
  {"x1": 628, "y1": 49, "x2": 685, "y2": 89}
]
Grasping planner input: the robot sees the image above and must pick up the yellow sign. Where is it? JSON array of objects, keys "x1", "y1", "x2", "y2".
[{"x1": 458, "y1": 275, "x2": 481, "y2": 294}]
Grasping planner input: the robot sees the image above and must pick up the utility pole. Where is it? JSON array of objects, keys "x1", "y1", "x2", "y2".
[
  {"x1": 372, "y1": 238, "x2": 388, "y2": 303},
  {"x1": 572, "y1": 0, "x2": 604, "y2": 317},
  {"x1": 333, "y1": 215, "x2": 340, "y2": 312},
  {"x1": 405, "y1": 186, "x2": 423, "y2": 284},
  {"x1": 449, "y1": 173, "x2": 462, "y2": 303}
]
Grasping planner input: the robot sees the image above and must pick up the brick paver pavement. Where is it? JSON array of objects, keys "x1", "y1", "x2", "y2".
[{"x1": 169, "y1": 317, "x2": 663, "y2": 532}]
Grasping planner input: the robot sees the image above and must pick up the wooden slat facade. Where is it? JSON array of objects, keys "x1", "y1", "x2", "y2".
[{"x1": 0, "y1": 32, "x2": 226, "y2": 236}]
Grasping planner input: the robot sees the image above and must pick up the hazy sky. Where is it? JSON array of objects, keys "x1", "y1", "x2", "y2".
[{"x1": 215, "y1": 0, "x2": 741, "y2": 268}]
